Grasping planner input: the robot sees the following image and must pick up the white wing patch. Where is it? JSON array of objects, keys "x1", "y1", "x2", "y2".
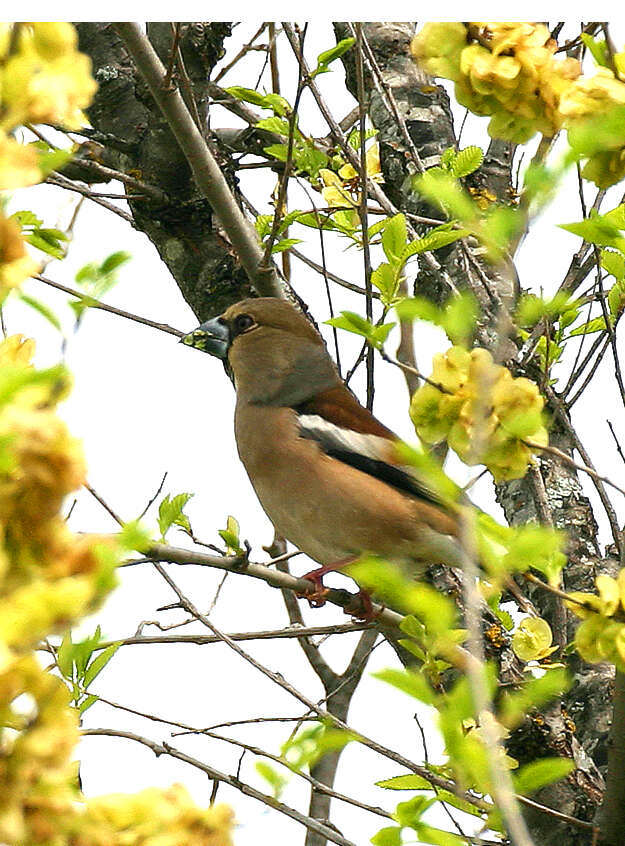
[{"x1": 297, "y1": 414, "x2": 391, "y2": 462}]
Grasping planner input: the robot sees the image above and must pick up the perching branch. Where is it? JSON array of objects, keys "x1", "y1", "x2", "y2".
[{"x1": 114, "y1": 23, "x2": 283, "y2": 299}]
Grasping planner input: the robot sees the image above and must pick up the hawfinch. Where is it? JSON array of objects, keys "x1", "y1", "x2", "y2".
[{"x1": 182, "y1": 298, "x2": 464, "y2": 597}]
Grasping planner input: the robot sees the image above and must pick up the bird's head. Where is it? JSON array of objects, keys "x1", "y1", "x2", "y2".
[{"x1": 181, "y1": 298, "x2": 340, "y2": 405}]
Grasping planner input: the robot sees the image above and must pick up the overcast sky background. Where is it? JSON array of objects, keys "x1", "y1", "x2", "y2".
[{"x1": 8, "y1": 18, "x2": 625, "y2": 844}]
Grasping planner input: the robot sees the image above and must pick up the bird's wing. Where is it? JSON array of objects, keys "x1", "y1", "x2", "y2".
[{"x1": 295, "y1": 387, "x2": 452, "y2": 511}]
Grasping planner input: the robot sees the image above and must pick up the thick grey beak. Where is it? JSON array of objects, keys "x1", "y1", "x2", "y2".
[{"x1": 180, "y1": 317, "x2": 230, "y2": 359}]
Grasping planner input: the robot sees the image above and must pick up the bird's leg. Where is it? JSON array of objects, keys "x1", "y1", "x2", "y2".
[
  {"x1": 344, "y1": 589, "x2": 385, "y2": 622},
  {"x1": 298, "y1": 557, "x2": 355, "y2": 608}
]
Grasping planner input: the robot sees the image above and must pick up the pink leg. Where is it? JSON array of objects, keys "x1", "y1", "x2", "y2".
[{"x1": 299, "y1": 558, "x2": 355, "y2": 608}]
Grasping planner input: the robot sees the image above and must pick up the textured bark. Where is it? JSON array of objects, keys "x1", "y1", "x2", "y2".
[{"x1": 76, "y1": 22, "x2": 254, "y2": 320}]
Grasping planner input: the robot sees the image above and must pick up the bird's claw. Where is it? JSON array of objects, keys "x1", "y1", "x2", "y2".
[
  {"x1": 298, "y1": 568, "x2": 331, "y2": 608},
  {"x1": 344, "y1": 589, "x2": 384, "y2": 622}
]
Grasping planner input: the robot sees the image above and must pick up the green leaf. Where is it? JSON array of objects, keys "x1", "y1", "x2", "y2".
[
  {"x1": 10, "y1": 209, "x2": 42, "y2": 228},
  {"x1": 255, "y1": 761, "x2": 289, "y2": 798},
  {"x1": 25, "y1": 230, "x2": 66, "y2": 259},
  {"x1": 608, "y1": 280, "x2": 625, "y2": 318},
  {"x1": 373, "y1": 668, "x2": 437, "y2": 704},
  {"x1": 225, "y1": 86, "x2": 268, "y2": 107},
  {"x1": 500, "y1": 668, "x2": 570, "y2": 728},
  {"x1": 157, "y1": 492, "x2": 194, "y2": 539},
  {"x1": 78, "y1": 694, "x2": 99, "y2": 714},
  {"x1": 381, "y1": 214, "x2": 408, "y2": 263},
  {"x1": 376, "y1": 774, "x2": 432, "y2": 790},
  {"x1": 119, "y1": 519, "x2": 152, "y2": 553},
  {"x1": 401, "y1": 226, "x2": 468, "y2": 259},
  {"x1": 219, "y1": 515, "x2": 243, "y2": 555},
  {"x1": 568, "y1": 316, "x2": 609, "y2": 337},
  {"x1": 560, "y1": 216, "x2": 625, "y2": 251},
  {"x1": 18, "y1": 293, "x2": 62, "y2": 331},
  {"x1": 311, "y1": 37, "x2": 355, "y2": 77},
  {"x1": 84, "y1": 641, "x2": 122, "y2": 687},
  {"x1": 100, "y1": 251, "x2": 131, "y2": 274},
  {"x1": 450, "y1": 145, "x2": 484, "y2": 178},
  {"x1": 57, "y1": 630, "x2": 74, "y2": 678},
  {"x1": 263, "y1": 143, "x2": 288, "y2": 161},
  {"x1": 271, "y1": 238, "x2": 302, "y2": 254},
  {"x1": 442, "y1": 292, "x2": 478, "y2": 346},
  {"x1": 371, "y1": 826, "x2": 402, "y2": 846},
  {"x1": 514, "y1": 758, "x2": 574, "y2": 796},
  {"x1": 325, "y1": 311, "x2": 394, "y2": 349},
  {"x1": 371, "y1": 262, "x2": 399, "y2": 303},
  {"x1": 580, "y1": 33, "x2": 610, "y2": 68},
  {"x1": 415, "y1": 823, "x2": 467, "y2": 845},
  {"x1": 440, "y1": 146, "x2": 456, "y2": 168},
  {"x1": 601, "y1": 249, "x2": 625, "y2": 282},
  {"x1": 256, "y1": 116, "x2": 292, "y2": 136}
]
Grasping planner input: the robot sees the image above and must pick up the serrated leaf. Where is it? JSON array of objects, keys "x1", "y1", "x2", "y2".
[
  {"x1": 10, "y1": 209, "x2": 42, "y2": 228},
  {"x1": 381, "y1": 213, "x2": 407, "y2": 263},
  {"x1": 326, "y1": 311, "x2": 393, "y2": 349},
  {"x1": 440, "y1": 146, "x2": 456, "y2": 168},
  {"x1": 371, "y1": 262, "x2": 398, "y2": 301},
  {"x1": 560, "y1": 217, "x2": 625, "y2": 251},
  {"x1": 25, "y1": 231, "x2": 65, "y2": 259},
  {"x1": 608, "y1": 280, "x2": 625, "y2": 318},
  {"x1": 256, "y1": 116, "x2": 291, "y2": 135},
  {"x1": 84, "y1": 641, "x2": 122, "y2": 687},
  {"x1": 367, "y1": 219, "x2": 389, "y2": 240},
  {"x1": 450, "y1": 145, "x2": 484, "y2": 178},
  {"x1": 219, "y1": 515, "x2": 243, "y2": 554},
  {"x1": 601, "y1": 249, "x2": 625, "y2": 282},
  {"x1": 271, "y1": 238, "x2": 302, "y2": 253},
  {"x1": 514, "y1": 758, "x2": 574, "y2": 795},
  {"x1": 225, "y1": 86, "x2": 267, "y2": 107},
  {"x1": 157, "y1": 492, "x2": 194, "y2": 538},
  {"x1": 401, "y1": 227, "x2": 468, "y2": 260},
  {"x1": 568, "y1": 316, "x2": 609, "y2": 337},
  {"x1": 263, "y1": 143, "x2": 288, "y2": 161}
]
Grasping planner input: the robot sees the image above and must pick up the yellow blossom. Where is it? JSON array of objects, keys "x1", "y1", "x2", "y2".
[
  {"x1": 0, "y1": 134, "x2": 41, "y2": 190},
  {"x1": 411, "y1": 345, "x2": 548, "y2": 481},
  {"x1": 0, "y1": 213, "x2": 39, "y2": 296}
]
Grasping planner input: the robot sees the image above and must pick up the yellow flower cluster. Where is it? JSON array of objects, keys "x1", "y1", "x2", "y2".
[
  {"x1": 568, "y1": 572, "x2": 625, "y2": 669},
  {"x1": 560, "y1": 66, "x2": 625, "y2": 188},
  {"x1": 0, "y1": 26, "x2": 235, "y2": 844},
  {"x1": 71, "y1": 786, "x2": 234, "y2": 846},
  {"x1": 0, "y1": 23, "x2": 97, "y2": 298},
  {"x1": 319, "y1": 142, "x2": 383, "y2": 227},
  {"x1": 410, "y1": 345, "x2": 548, "y2": 481},
  {"x1": 411, "y1": 22, "x2": 581, "y2": 143},
  {"x1": 0, "y1": 336, "x2": 235, "y2": 843},
  {"x1": 0, "y1": 22, "x2": 97, "y2": 135}
]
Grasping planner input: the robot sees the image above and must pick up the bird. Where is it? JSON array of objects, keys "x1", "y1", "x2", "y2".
[{"x1": 181, "y1": 297, "x2": 465, "y2": 610}]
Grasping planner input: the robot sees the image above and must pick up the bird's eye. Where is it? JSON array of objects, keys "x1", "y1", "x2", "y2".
[{"x1": 233, "y1": 314, "x2": 256, "y2": 334}]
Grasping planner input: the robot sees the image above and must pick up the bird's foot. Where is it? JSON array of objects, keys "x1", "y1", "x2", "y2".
[
  {"x1": 298, "y1": 566, "x2": 332, "y2": 607},
  {"x1": 344, "y1": 589, "x2": 383, "y2": 622}
]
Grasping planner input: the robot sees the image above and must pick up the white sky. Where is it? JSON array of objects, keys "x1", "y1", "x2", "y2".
[{"x1": 7, "y1": 19, "x2": 625, "y2": 845}]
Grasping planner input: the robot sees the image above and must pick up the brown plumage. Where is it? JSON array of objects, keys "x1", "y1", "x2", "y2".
[{"x1": 182, "y1": 297, "x2": 463, "y2": 585}]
